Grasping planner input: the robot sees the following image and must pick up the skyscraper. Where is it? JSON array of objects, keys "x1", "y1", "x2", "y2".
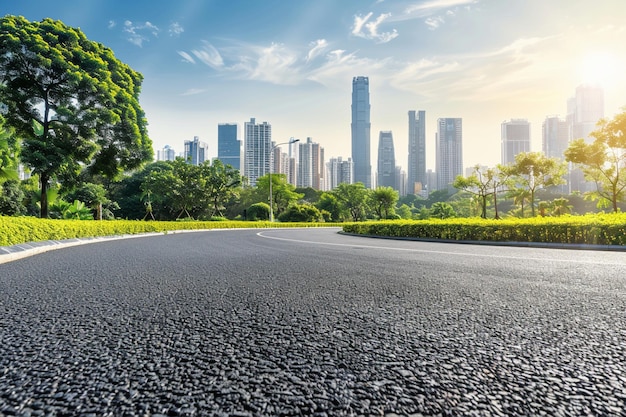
[
  {"x1": 407, "y1": 110, "x2": 426, "y2": 195},
  {"x1": 184, "y1": 136, "x2": 208, "y2": 166},
  {"x1": 351, "y1": 76, "x2": 371, "y2": 188},
  {"x1": 436, "y1": 118, "x2": 463, "y2": 192},
  {"x1": 542, "y1": 116, "x2": 569, "y2": 160},
  {"x1": 217, "y1": 123, "x2": 241, "y2": 170},
  {"x1": 567, "y1": 84, "x2": 604, "y2": 192},
  {"x1": 157, "y1": 145, "x2": 176, "y2": 162},
  {"x1": 327, "y1": 157, "x2": 353, "y2": 189},
  {"x1": 244, "y1": 117, "x2": 271, "y2": 187},
  {"x1": 501, "y1": 119, "x2": 531, "y2": 165},
  {"x1": 298, "y1": 137, "x2": 324, "y2": 190},
  {"x1": 377, "y1": 131, "x2": 396, "y2": 190}
]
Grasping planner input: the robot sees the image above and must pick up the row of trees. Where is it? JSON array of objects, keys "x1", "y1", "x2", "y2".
[{"x1": 1, "y1": 16, "x2": 626, "y2": 222}]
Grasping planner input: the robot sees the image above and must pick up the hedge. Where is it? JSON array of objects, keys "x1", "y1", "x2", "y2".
[
  {"x1": 0, "y1": 217, "x2": 341, "y2": 247},
  {"x1": 342, "y1": 214, "x2": 626, "y2": 246}
]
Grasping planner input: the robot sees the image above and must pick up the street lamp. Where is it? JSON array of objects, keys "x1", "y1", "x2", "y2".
[{"x1": 269, "y1": 137, "x2": 300, "y2": 222}]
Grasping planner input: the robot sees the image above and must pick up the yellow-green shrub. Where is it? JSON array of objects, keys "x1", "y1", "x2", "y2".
[
  {"x1": 0, "y1": 217, "x2": 342, "y2": 247},
  {"x1": 342, "y1": 214, "x2": 626, "y2": 246}
]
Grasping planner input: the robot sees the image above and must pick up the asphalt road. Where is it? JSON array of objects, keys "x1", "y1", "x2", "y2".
[{"x1": 1, "y1": 228, "x2": 626, "y2": 416}]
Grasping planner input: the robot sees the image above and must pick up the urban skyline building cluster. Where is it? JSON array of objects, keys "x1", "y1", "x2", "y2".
[{"x1": 156, "y1": 78, "x2": 605, "y2": 197}]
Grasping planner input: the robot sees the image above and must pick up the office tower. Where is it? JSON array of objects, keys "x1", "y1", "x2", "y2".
[
  {"x1": 395, "y1": 166, "x2": 406, "y2": 197},
  {"x1": 436, "y1": 118, "x2": 463, "y2": 192},
  {"x1": 157, "y1": 145, "x2": 176, "y2": 162},
  {"x1": 567, "y1": 84, "x2": 604, "y2": 192},
  {"x1": 298, "y1": 137, "x2": 324, "y2": 190},
  {"x1": 501, "y1": 119, "x2": 531, "y2": 165},
  {"x1": 351, "y1": 76, "x2": 371, "y2": 188},
  {"x1": 377, "y1": 131, "x2": 396, "y2": 190},
  {"x1": 542, "y1": 116, "x2": 569, "y2": 160},
  {"x1": 327, "y1": 157, "x2": 353, "y2": 190},
  {"x1": 407, "y1": 110, "x2": 426, "y2": 195},
  {"x1": 217, "y1": 123, "x2": 241, "y2": 170},
  {"x1": 184, "y1": 136, "x2": 209, "y2": 166},
  {"x1": 569, "y1": 84, "x2": 604, "y2": 142},
  {"x1": 244, "y1": 118, "x2": 272, "y2": 187}
]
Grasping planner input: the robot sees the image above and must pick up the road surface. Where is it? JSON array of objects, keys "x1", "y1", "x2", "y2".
[{"x1": 1, "y1": 228, "x2": 626, "y2": 416}]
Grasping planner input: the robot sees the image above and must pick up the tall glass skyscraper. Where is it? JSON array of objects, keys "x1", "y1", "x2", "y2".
[
  {"x1": 184, "y1": 136, "x2": 209, "y2": 166},
  {"x1": 351, "y1": 76, "x2": 371, "y2": 188},
  {"x1": 407, "y1": 110, "x2": 426, "y2": 194},
  {"x1": 436, "y1": 118, "x2": 463, "y2": 192},
  {"x1": 244, "y1": 118, "x2": 271, "y2": 187},
  {"x1": 217, "y1": 123, "x2": 241, "y2": 170},
  {"x1": 377, "y1": 131, "x2": 396, "y2": 190}
]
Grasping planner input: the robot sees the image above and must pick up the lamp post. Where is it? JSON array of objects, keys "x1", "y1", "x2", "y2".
[{"x1": 269, "y1": 137, "x2": 299, "y2": 222}]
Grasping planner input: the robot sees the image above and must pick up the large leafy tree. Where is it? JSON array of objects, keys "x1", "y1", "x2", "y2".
[
  {"x1": 333, "y1": 182, "x2": 370, "y2": 222},
  {"x1": 0, "y1": 16, "x2": 152, "y2": 217},
  {"x1": 565, "y1": 110, "x2": 626, "y2": 213},
  {"x1": 255, "y1": 174, "x2": 303, "y2": 219},
  {"x1": 0, "y1": 115, "x2": 18, "y2": 182},
  {"x1": 507, "y1": 152, "x2": 566, "y2": 217},
  {"x1": 201, "y1": 160, "x2": 241, "y2": 218},
  {"x1": 370, "y1": 186, "x2": 399, "y2": 219}
]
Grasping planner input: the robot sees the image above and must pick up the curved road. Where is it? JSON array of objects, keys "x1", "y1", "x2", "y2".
[{"x1": 1, "y1": 228, "x2": 626, "y2": 416}]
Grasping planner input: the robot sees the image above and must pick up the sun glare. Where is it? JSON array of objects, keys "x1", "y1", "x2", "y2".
[{"x1": 579, "y1": 52, "x2": 619, "y2": 87}]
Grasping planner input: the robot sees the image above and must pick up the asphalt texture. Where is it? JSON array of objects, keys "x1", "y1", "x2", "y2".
[{"x1": 1, "y1": 228, "x2": 626, "y2": 416}]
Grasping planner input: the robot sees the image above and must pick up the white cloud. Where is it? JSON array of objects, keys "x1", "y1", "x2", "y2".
[
  {"x1": 169, "y1": 22, "x2": 184, "y2": 37},
  {"x1": 425, "y1": 16, "x2": 444, "y2": 30},
  {"x1": 108, "y1": 20, "x2": 116, "y2": 29},
  {"x1": 177, "y1": 51, "x2": 195, "y2": 64},
  {"x1": 181, "y1": 88, "x2": 207, "y2": 96},
  {"x1": 351, "y1": 12, "x2": 399, "y2": 43},
  {"x1": 405, "y1": 0, "x2": 478, "y2": 16},
  {"x1": 123, "y1": 21, "x2": 160, "y2": 47},
  {"x1": 191, "y1": 41, "x2": 224, "y2": 69},
  {"x1": 306, "y1": 39, "x2": 328, "y2": 63}
]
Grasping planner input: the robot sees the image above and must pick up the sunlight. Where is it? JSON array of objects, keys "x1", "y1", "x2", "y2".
[{"x1": 579, "y1": 51, "x2": 619, "y2": 87}]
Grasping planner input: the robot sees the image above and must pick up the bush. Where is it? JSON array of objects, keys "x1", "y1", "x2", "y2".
[
  {"x1": 277, "y1": 204, "x2": 324, "y2": 222},
  {"x1": 247, "y1": 203, "x2": 270, "y2": 221}
]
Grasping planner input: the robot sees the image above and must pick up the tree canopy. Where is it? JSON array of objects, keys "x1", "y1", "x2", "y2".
[
  {"x1": 565, "y1": 109, "x2": 626, "y2": 212},
  {"x1": 0, "y1": 15, "x2": 152, "y2": 217}
]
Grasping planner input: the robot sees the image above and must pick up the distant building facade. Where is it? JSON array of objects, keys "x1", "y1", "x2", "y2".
[
  {"x1": 501, "y1": 119, "x2": 530, "y2": 165},
  {"x1": 407, "y1": 110, "x2": 426, "y2": 195},
  {"x1": 377, "y1": 131, "x2": 397, "y2": 191},
  {"x1": 157, "y1": 145, "x2": 176, "y2": 162},
  {"x1": 184, "y1": 136, "x2": 208, "y2": 165},
  {"x1": 244, "y1": 118, "x2": 272, "y2": 187},
  {"x1": 436, "y1": 118, "x2": 463, "y2": 192},
  {"x1": 327, "y1": 157, "x2": 353, "y2": 190},
  {"x1": 351, "y1": 76, "x2": 371, "y2": 188},
  {"x1": 298, "y1": 137, "x2": 324, "y2": 190},
  {"x1": 542, "y1": 116, "x2": 569, "y2": 160},
  {"x1": 217, "y1": 123, "x2": 241, "y2": 170}
]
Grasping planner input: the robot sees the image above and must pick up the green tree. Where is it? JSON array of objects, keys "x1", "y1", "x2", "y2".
[
  {"x1": 0, "y1": 180, "x2": 25, "y2": 216},
  {"x1": 396, "y1": 204, "x2": 413, "y2": 220},
  {"x1": 64, "y1": 182, "x2": 117, "y2": 220},
  {"x1": 430, "y1": 202, "x2": 457, "y2": 219},
  {"x1": 371, "y1": 186, "x2": 399, "y2": 219},
  {"x1": 333, "y1": 182, "x2": 370, "y2": 222},
  {"x1": 0, "y1": 16, "x2": 152, "y2": 218},
  {"x1": 277, "y1": 204, "x2": 323, "y2": 222},
  {"x1": 0, "y1": 115, "x2": 18, "y2": 182},
  {"x1": 508, "y1": 152, "x2": 566, "y2": 217},
  {"x1": 247, "y1": 202, "x2": 270, "y2": 221},
  {"x1": 565, "y1": 110, "x2": 626, "y2": 213},
  {"x1": 255, "y1": 174, "x2": 303, "y2": 219},
  {"x1": 201, "y1": 160, "x2": 241, "y2": 218},
  {"x1": 453, "y1": 166, "x2": 491, "y2": 219},
  {"x1": 316, "y1": 192, "x2": 346, "y2": 222}
]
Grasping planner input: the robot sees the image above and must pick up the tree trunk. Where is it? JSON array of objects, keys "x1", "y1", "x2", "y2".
[{"x1": 40, "y1": 173, "x2": 49, "y2": 218}]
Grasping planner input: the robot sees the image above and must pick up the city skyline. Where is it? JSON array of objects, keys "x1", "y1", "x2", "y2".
[{"x1": 5, "y1": 0, "x2": 626, "y2": 172}]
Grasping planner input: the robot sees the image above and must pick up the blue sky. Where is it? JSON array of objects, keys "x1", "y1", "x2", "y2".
[{"x1": 3, "y1": 0, "x2": 626, "y2": 170}]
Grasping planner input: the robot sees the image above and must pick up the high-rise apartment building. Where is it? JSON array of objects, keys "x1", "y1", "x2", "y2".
[
  {"x1": 501, "y1": 119, "x2": 530, "y2": 165},
  {"x1": 184, "y1": 136, "x2": 209, "y2": 166},
  {"x1": 351, "y1": 76, "x2": 371, "y2": 188},
  {"x1": 217, "y1": 123, "x2": 241, "y2": 171},
  {"x1": 377, "y1": 131, "x2": 396, "y2": 190},
  {"x1": 157, "y1": 145, "x2": 176, "y2": 162},
  {"x1": 244, "y1": 118, "x2": 271, "y2": 187},
  {"x1": 542, "y1": 116, "x2": 569, "y2": 160},
  {"x1": 436, "y1": 118, "x2": 463, "y2": 192},
  {"x1": 298, "y1": 137, "x2": 324, "y2": 190},
  {"x1": 327, "y1": 157, "x2": 353, "y2": 190},
  {"x1": 407, "y1": 110, "x2": 426, "y2": 195}
]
